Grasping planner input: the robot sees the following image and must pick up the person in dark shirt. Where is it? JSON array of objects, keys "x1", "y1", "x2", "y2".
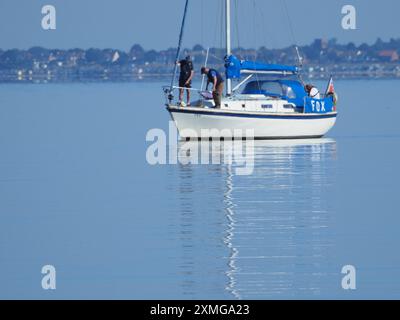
[
  {"x1": 201, "y1": 67, "x2": 224, "y2": 108},
  {"x1": 177, "y1": 56, "x2": 194, "y2": 106}
]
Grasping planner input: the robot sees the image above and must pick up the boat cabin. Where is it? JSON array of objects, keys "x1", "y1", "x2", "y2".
[{"x1": 241, "y1": 79, "x2": 307, "y2": 107}]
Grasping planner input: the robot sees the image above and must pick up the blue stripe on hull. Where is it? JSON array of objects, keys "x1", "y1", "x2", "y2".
[{"x1": 167, "y1": 107, "x2": 338, "y2": 120}]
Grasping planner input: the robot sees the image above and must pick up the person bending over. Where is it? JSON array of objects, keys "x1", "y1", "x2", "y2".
[{"x1": 201, "y1": 67, "x2": 224, "y2": 108}]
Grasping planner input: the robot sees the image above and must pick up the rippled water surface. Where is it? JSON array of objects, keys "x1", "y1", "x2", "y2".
[{"x1": 0, "y1": 81, "x2": 399, "y2": 299}]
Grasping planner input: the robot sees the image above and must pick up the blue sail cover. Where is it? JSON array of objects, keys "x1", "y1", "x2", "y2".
[{"x1": 225, "y1": 55, "x2": 298, "y2": 79}]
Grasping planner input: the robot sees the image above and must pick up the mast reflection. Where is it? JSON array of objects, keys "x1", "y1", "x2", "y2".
[{"x1": 174, "y1": 138, "x2": 337, "y2": 299}]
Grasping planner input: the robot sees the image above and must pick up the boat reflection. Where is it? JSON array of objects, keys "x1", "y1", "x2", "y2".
[{"x1": 173, "y1": 138, "x2": 338, "y2": 299}]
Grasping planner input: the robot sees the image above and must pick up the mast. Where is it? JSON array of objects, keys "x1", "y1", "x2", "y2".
[{"x1": 225, "y1": 0, "x2": 232, "y2": 96}]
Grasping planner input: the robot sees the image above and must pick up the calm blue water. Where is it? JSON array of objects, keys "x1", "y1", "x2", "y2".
[{"x1": 0, "y1": 80, "x2": 399, "y2": 299}]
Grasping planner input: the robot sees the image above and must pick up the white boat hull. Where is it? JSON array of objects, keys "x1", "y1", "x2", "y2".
[{"x1": 168, "y1": 106, "x2": 337, "y2": 139}]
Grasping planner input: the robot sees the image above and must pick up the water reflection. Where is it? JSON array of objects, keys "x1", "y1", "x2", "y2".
[{"x1": 171, "y1": 138, "x2": 337, "y2": 299}]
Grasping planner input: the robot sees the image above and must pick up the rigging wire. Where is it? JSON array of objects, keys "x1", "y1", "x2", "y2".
[
  {"x1": 256, "y1": 0, "x2": 275, "y2": 57},
  {"x1": 221, "y1": 0, "x2": 225, "y2": 51},
  {"x1": 252, "y1": 0, "x2": 261, "y2": 92},
  {"x1": 200, "y1": 47, "x2": 210, "y2": 91},
  {"x1": 201, "y1": 0, "x2": 204, "y2": 47},
  {"x1": 210, "y1": 0, "x2": 226, "y2": 67},
  {"x1": 212, "y1": 0, "x2": 220, "y2": 53},
  {"x1": 282, "y1": 0, "x2": 303, "y2": 67},
  {"x1": 169, "y1": 0, "x2": 190, "y2": 92}
]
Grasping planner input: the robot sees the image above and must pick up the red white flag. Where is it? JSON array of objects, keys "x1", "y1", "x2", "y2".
[
  {"x1": 325, "y1": 76, "x2": 338, "y2": 108},
  {"x1": 325, "y1": 76, "x2": 335, "y2": 95}
]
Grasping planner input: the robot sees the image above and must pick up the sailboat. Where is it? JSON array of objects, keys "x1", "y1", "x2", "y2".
[{"x1": 163, "y1": 0, "x2": 338, "y2": 140}]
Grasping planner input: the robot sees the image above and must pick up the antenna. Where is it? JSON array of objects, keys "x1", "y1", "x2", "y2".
[{"x1": 295, "y1": 46, "x2": 303, "y2": 68}]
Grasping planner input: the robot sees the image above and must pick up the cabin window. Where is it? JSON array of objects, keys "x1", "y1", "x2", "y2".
[
  {"x1": 282, "y1": 85, "x2": 296, "y2": 99},
  {"x1": 242, "y1": 81, "x2": 286, "y2": 97},
  {"x1": 259, "y1": 82, "x2": 282, "y2": 96},
  {"x1": 242, "y1": 81, "x2": 300, "y2": 100}
]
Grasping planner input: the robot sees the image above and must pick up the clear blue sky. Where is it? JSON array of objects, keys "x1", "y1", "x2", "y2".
[{"x1": 0, "y1": 0, "x2": 399, "y2": 51}]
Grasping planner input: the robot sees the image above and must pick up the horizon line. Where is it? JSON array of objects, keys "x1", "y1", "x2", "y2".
[{"x1": 1, "y1": 37, "x2": 399, "y2": 52}]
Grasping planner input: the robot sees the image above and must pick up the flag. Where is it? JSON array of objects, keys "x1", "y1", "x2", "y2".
[
  {"x1": 325, "y1": 76, "x2": 335, "y2": 95},
  {"x1": 325, "y1": 76, "x2": 338, "y2": 108}
]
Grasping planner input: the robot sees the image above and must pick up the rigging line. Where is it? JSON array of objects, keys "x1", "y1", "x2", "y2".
[
  {"x1": 282, "y1": 0, "x2": 297, "y2": 45},
  {"x1": 202, "y1": 51, "x2": 225, "y2": 65},
  {"x1": 170, "y1": 0, "x2": 190, "y2": 92},
  {"x1": 201, "y1": 0, "x2": 204, "y2": 47},
  {"x1": 257, "y1": 0, "x2": 273, "y2": 53},
  {"x1": 208, "y1": 53, "x2": 224, "y2": 62},
  {"x1": 252, "y1": 0, "x2": 258, "y2": 58},
  {"x1": 212, "y1": 0, "x2": 221, "y2": 50},
  {"x1": 252, "y1": 0, "x2": 261, "y2": 92},
  {"x1": 221, "y1": 0, "x2": 225, "y2": 51},
  {"x1": 200, "y1": 47, "x2": 210, "y2": 91},
  {"x1": 282, "y1": 0, "x2": 303, "y2": 67}
]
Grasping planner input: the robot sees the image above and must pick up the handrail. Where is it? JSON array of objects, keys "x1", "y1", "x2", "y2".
[
  {"x1": 163, "y1": 85, "x2": 209, "y2": 93},
  {"x1": 162, "y1": 85, "x2": 212, "y2": 105}
]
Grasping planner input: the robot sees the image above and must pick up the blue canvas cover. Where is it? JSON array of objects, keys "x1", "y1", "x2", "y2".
[{"x1": 225, "y1": 55, "x2": 298, "y2": 79}]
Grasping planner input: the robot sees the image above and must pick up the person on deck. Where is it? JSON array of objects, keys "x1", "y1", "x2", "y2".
[
  {"x1": 201, "y1": 67, "x2": 225, "y2": 108},
  {"x1": 305, "y1": 84, "x2": 321, "y2": 99},
  {"x1": 177, "y1": 55, "x2": 194, "y2": 106}
]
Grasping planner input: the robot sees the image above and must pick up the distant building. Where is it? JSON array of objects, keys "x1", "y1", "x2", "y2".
[
  {"x1": 378, "y1": 50, "x2": 399, "y2": 62},
  {"x1": 314, "y1": 39, "x2": 328, "y2": 50}
]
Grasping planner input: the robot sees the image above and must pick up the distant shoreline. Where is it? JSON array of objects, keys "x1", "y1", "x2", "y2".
[{"x1": 1, "y1": 38, "x2": 399, "y2": 83}]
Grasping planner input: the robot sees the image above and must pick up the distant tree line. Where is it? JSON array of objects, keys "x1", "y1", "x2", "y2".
[
  {"x1": 0, "y1": 38, "x2": 399, "y2": 82},
  {"x1": 1, "y1": 38, "x2": 399, "y2": 70}
]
